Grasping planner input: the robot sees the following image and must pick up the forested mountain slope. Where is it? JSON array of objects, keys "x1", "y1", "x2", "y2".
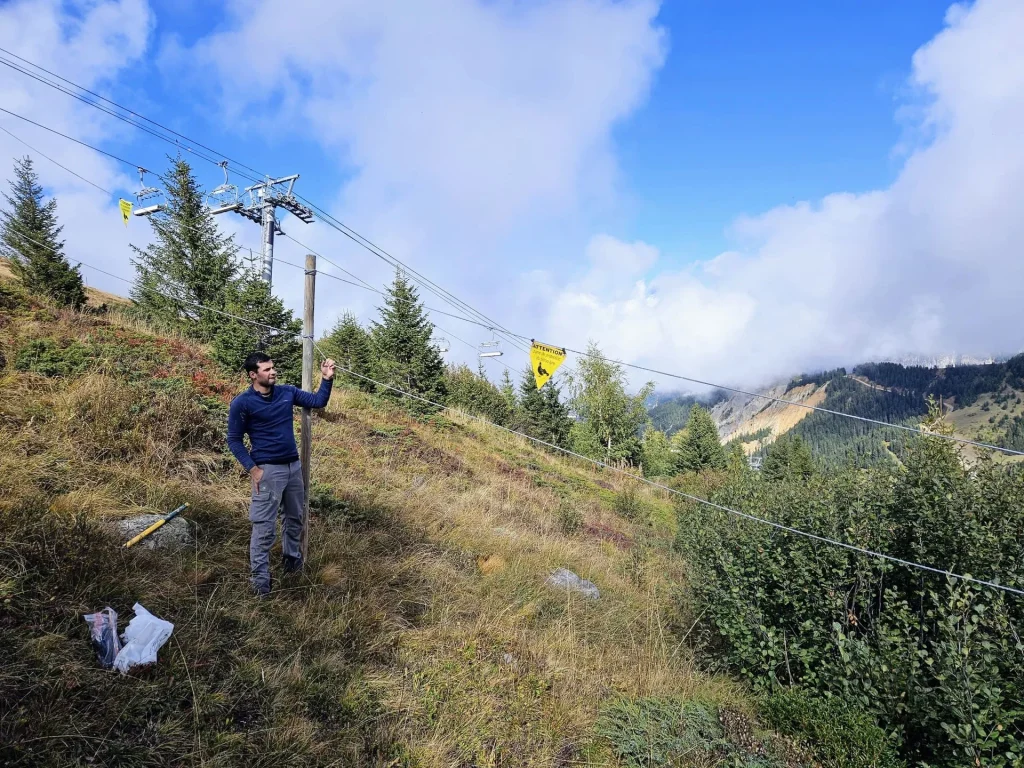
[{"x1": 653, "y1": 358, "x2": 1024, "y2": 467}]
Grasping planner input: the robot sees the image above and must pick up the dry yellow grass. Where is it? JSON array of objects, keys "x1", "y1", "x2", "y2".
[{"x1": 0, "y1": 287, "x2": 763, "y2": 767}]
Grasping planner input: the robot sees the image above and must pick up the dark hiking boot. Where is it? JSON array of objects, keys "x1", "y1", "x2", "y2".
[
  {"x1": 282, "y1": 555, "x2": 303, "y2": 574},
  {"x1": 251, "y1": 576, "x2": 272, "y2": 598}
]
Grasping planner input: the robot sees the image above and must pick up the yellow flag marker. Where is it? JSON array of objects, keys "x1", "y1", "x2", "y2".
[
  {"x1": 119, "y1": 198, "x2": 133, "y2": 226},
  {"x1": 530, "y1": 340, "x2": 567, "y2": 389}
]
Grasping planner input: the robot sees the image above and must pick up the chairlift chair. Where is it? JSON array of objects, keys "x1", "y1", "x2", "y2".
[
  {"x1": 133, "y1": 167, "x2": 165, "y2": 217},
  {"x1": 132, "y1": 167, "x2": 165, "y2": 217},
  {"x1": 478, "y1": 339, "x2": 503, "y2": 358},
  {"x1": 433, "y1": 337, "x2": 451, "y2": 354},
  {"x1": 208, "y1": 161, "x2": 240, "y2": 214}
]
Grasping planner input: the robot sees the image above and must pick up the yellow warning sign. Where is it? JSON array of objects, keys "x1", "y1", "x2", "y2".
[
  {"x1": 530, "y1": 340, "x2": 567, "y2": 389},
  {"x1": 118, "y1": 199, "x2": 133, "y2": 226}
]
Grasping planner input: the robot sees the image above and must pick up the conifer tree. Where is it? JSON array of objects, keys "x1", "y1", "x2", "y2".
[
  {"x1": 500, "y1": 368, "x2": 518, "y2": 416},
  {"x1": 516, "y1": 366, "x2": 573, "y2": 448},
  {"x1": 211, "y1": 272, "x2": 302, "y2": 382},
  {"x1": 566, "y1": 341, "x2": 653, "y2": 463},
  {"x1": 1, "y1": 156, "x2": 85, "y2": 308},
  {"x1": 676, "y1": 404, "x2": 727, "y2": 472},
  {"x1": 130, "y1": 157, "x2": 239, "y2": 341},
  {"x1": 371, "y1": 269, "x2": 446, "y2": 407},
  {"x1": 726, "y1": 441, "x2": 750, "y2": 474},
  {"x1": 761, "y1": 434, "x2": 815, "y2": 482},
  {"x1": 445, "y1": 363, "x2": 512, "y2": 424},
  {"x1": 321, "y1": 311, "x2": 374, "y2": 392}
]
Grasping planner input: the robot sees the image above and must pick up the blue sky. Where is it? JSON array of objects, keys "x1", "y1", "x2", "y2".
[
  {"x1": 620, "y1": 1, "x2": 948, "y2": 260},
  {"x1": 2, "y1": 0, "x2": 1022, "y2": 387}
]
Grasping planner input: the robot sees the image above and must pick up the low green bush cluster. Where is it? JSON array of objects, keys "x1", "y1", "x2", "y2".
[
  {"x1": 675, "y1": 416, "x2": 1024, "y2": 767},
  {"x1": 595, "y1": 697, "x2": 785, "y2": 767},
  {"x1": 557, "y1": 500, "x2": 584, "y2": 535},
  {"x1": 761, "y1": 688, "x2": 901, "y2": 768},
  {"x1": 595, "y1": 697, "x2": 727, "y2": 767},
  {"x1": 614, "y1": 483, "x2": 648, "y2": 523},
  {"x1": 15, "y1": 338, "x2": 92, "y2": 377}
]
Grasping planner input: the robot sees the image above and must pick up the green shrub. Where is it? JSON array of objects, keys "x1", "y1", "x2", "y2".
[
  {"x1": 614, "y1": 483, "x2": 647, "y2": 523},
  {"x1": 557, "y1": 501, "x2": 584, "y2": 535},
  {"x1": 61, "y1": 375, "x2": 225, "y2": 463},
  {"x1": 762, "y1": 688, "x2": 902, "y2": 768},
  {"x1": 15, "y1": 338, "x2": 92, "y2": 377},
  {"x1": 675, "y1": 426, "x2": 1024, "y2": 767},
  {"x1": 309, "y1": 482, "x2": 382, "y2": 529},
  {"x1": 0, "y1": 281, "x2": 28, "y2": 311},
  {"x1": 595, "y1": 697, "x2": 724, "y2": 767}
]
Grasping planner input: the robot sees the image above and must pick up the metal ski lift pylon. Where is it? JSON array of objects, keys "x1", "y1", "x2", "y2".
[
  {"x1": 208, "y1": 161, "x2": 240, "y2": 214},
  {"x1": 133, "y1": 167, "x2": 165, "y2": 217}
]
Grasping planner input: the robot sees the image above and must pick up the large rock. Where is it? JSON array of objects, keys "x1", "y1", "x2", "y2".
[
  {"x1": 546, "y1": 567, "x2": 600, "y2": 600},
  {"x1": 116, "y1": 515, "x2": 192, "y2": 551}
]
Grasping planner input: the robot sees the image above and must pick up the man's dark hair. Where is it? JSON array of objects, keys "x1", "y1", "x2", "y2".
[{"x1": 243, "y1": 352, "x2": 273, "y2": 375}]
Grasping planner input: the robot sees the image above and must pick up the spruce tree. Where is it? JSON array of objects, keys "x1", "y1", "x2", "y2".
[
  {"x1": 726, "y1": 441, "x2": 750, "y2": 474},
  {"x1": 211, "y1": 273, "x2": 302, "y2": 383},
  {"x1": 321, "y1": 311, "x2": 374, "y2": 392},
  {"x1": 1, "y1": 156, "x2": 85, "y2": 308},
  {"x1": 500, "y1": 368, "x2": 518, "y2": 416},
  {"x1": 370, "y1": 269, "x2": 446, "y2": 407},
  {"x1": 445, "y1": 363, "x2": 512, "y2": 425},
  {"x1": 676, "y1": 404, "x2": 727, "y2": 472},
  {"x1": 761, "y1": 434, "x2": 814, "y2": 482},
  {"x1": 516, "y1": 366, "x2": 573, "y2": 448},
  {"x1": 130, "y1": 157, "x2": 239, "y2": 341}
]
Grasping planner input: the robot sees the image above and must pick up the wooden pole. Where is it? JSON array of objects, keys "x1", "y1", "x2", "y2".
[{"x1": 300, "y1": 252, "x2": 316, "y2": 562}]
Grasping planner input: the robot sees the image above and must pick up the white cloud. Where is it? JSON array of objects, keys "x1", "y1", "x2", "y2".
[
  {"x1": 543, "y1": 0, "x2": 1024, "y2": 388},
  {"x1": 0, "y1": 0, "x2": 153, "y2": 291},
  {"x1": 175, "y1": 0, "x2": 667, "y2": 346}
]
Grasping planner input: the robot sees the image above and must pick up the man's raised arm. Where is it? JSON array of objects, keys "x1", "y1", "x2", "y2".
[{"x1": 292, "y1": 359, "x2": 336, "y2": 409}]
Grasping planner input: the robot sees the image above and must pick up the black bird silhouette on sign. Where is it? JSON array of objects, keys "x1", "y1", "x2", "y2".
[{"x1": 537, "y1": 362, "x2": 549, "y2": 377}]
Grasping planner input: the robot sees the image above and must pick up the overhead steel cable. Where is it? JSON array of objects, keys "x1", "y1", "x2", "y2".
[
  {"x1": 2, "y1": 56, "x2": 533, "y2": 357},
  {"x1": 0, "y1": 56, "x2": 267, "y2": 186},
  {"x1": 0, "y1": 114, "x2": 506, "y2": 347},
  {"x1": 312, "y1": 341, "x2": 1024, "y2": 599},
  {"x1": 272, "y1": 243, "x2": 1024, "y2": 457},
  {"x1": 0, "y1": 45, "x2": 269, "y2": 181},
  {"x1": 275, "y1": 255, "x2": 526, "y2": 336},
  {"x1": 279, "y1": 232, "x2": 379, "y2": 292},
  {"x1": 292, "y1": 202, "x2": 531, "y2": 350},
  {"x1": 0, "y1": 123, "x2": 112, "y2": 196},
  {"x1": 5, "y1": 69, "x2": 1019, "y2": 456},
  {"x1": 547, "y1": 346, "x2": 1024, "y2": 458},
  {"x1": 0, "y1": 107, "x2": 139, "y2": 169},
  {"x1": 7, "y1": 237, "x2": 1023, "y2": 597}
]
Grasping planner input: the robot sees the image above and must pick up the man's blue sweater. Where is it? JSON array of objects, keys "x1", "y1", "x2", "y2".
[{"x1": 226, "y1": 379, "x2": 333, "y2": 472}]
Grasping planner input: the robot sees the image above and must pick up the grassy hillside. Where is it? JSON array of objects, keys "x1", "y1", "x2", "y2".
[{"x1": 0, "y1": 281, "x2": 818, "y2": 766}]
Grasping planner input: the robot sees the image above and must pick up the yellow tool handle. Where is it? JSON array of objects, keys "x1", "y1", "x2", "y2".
[{"x1": 123, "y1": 503, "x2": 189, "y2": 548}]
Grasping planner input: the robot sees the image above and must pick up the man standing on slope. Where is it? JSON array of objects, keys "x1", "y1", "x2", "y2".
[{"x1": 227, "y1": 351, "x2": 336, "y2": 596}]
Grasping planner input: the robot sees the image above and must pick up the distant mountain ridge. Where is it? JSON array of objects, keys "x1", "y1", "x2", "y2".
[{"x1": 649, "y1": 356, "x2": 1024, "y2": 467}]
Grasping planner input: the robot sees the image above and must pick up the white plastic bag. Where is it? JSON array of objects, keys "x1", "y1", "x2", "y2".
[{"x1": 112, "y1": 603, "x2": 173, "y2": 674}]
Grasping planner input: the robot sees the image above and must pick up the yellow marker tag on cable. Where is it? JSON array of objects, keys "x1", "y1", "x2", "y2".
[
  {"x1": 119, "y1": 198, "x2": 133, "y2": 226},
  {"x1": 530, "y1": 340, "x2": 566, "y2": 389}
]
